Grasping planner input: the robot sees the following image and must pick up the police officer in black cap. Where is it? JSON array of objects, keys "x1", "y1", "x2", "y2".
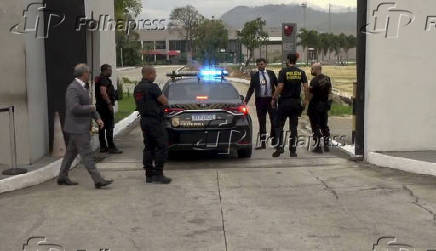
[
  {"x1": 134, "y1": 66, "x2": 172, "y2": 184},
  {"x1": 308, "y1": 63, "x2": 332, "y2": 153},
  {"x1": 271, "y1": 53, "x2": 309, "y2": 158}
]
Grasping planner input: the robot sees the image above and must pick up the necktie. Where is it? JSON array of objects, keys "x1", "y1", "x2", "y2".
[{"x1": 260, "y1": 71, "x2": 268, "y2": 96}]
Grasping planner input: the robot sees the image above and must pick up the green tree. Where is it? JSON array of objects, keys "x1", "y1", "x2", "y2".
[
  {"x1": 298, "y1": 29, "x2": 319, "y2": 64},
  {"x1": 338, "y1": 33, "x2": 348, "y2": 61},
  {"x1": 169, "y1": 5, "x2": 204, "y2": 64},
  {"x1": 318, "y1": 33, "x2": 331, "y2": 62},
  {"x1": 327, "y1": 33, "x2": 336, "y2": 61},
  {"x1": 117, "y1": 32, "x2": 142, "y2": 66},
  {"x1": 114, "y1": 0, "x2": 143, "y2": 67},
  {"x1": 194, "y1": 19, "x2": 229, "y2": 65},
  {"x1": 298, "y1": 29, "x2": 310, "y2": 60},
  {"x1": 237, "y1": 18, "x2": 269, "y2": 67},
  {"x1": 114, "y1": 0, "x2": 141, "y2": 19},
  {"x1": 330, "y1": 34, "x2": 343, "y2": 62},
  {"x1": 343, "y1": 35, "x2": 356, "y2": 63}
]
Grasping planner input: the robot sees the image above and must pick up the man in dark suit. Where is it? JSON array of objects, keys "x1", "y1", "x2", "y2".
[
  {"x1": 58, "y1": 63, "x2": 113, "y2": 189},
  {"x1": 244, "y1": 58, "x2": 278, "y2": 149},
  {"x1": 95, "y1": 64, "x2": 122, "y2": 154}
]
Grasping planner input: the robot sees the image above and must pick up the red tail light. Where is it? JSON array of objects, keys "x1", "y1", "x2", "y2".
[
  {"x1": 164, "y1": 107, "x2": 184, "y2": 114},
  {"x1": 225, "y1": 105, "x2": 249, "y2": 115}
]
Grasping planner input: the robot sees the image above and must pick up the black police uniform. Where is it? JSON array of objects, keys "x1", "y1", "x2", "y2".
[
  {"x1": 134, "y1": 79, "x2": 168, "y2": 178},
  {"x1": 275, "y1": 66, "x2": 308, "y2": 154},
  {"x1": 308, "y1": 74, "x2": 332, "y2": 149},
  {"x1": 95, "y1": 76, "x2": 117, "y2": 150}
]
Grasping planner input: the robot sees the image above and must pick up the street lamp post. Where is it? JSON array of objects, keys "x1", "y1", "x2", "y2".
[{"x1": 300, "y1": 2, "x2": 308, "y2": 29}]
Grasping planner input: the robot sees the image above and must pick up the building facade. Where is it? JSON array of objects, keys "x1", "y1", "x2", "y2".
[{"x1": 0, "y1": 0, "x2": 116, "y2": 166}]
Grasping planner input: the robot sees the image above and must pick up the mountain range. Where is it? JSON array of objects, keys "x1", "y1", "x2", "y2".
[{"x1": 220, "y1": 4, "x2": 357, "y2": 35}]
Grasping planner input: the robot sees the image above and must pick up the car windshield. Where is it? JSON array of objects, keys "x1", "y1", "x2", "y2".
[{"x1": 168, "y1": 82, "x2": 240, "y2": 103}]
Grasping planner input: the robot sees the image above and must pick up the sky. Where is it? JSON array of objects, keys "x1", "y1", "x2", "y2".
[{"x1": 140, "y1": 0, "x2": 357, "y2": 19}]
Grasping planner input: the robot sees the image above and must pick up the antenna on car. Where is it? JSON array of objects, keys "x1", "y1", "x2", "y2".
[
  {"x1": 170, "y1": 71, "x2": 176, "y2": 81},
  {"x1": 166, "y1": 71, "x2": 198, "y2": 82}
]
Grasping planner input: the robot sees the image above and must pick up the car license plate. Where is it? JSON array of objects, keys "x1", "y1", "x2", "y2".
[{"x1": 192, "y1": 114, "x2": 216, "y2": 121}]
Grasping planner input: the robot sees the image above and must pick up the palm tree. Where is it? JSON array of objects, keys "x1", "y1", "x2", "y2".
[
  {"x1": 337, "y1": 33, "x2": 347, "y2": 63},
  {"x1": 318, "y1": 33, "x2": 331, "y2": 62},
  {"x1": 327, "y1": 33, "x2": 336, "y2": 62},
  {"x1": 298, "y1": 29, "x2": 310, "y2": 64},
  {"x1": 330, "y1": 35, "x2": 342, "y2": 63},
  {"x1": 343, "y1": 35, "x2": 356, "y2": 64},
  {"x1": 298, "y1": 29, "x2": 319, "y2": 64}
]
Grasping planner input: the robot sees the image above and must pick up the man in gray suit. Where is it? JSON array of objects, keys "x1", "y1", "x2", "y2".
[{"x1": 58, "y1": 63, "x2": 113, "y2": 189}]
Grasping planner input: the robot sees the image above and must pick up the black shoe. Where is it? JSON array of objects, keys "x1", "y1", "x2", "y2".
[
  {"x1": 272, "y1": 149, "x2": 283, "y2": 158},
  {"x1": 108, "y1": 148, "x2": 123, "y2": 154},
  {"x1": 100, "y1": 147, "x2": 108, "y2": 153},
  {"x1": 152, "y1": 175, "x2": 172, "y2": 184},
  {"x1": 95, "y1": 179, "x2": 113, "y2": 189},
  {"x1": 57, "y1": 178, "x2": 79, "y2": 186},
  {"x1": 290, "y1": 152, "x2": 298, "y2": 158},
  {"x1": 312, "y1": 146, "x2": 323, "y2": 154},
  {"x1": 146, "y1": 176, "x2": 153, "y2": 184},
  {"x1": 324, "y1": 145, "x2": 330, "y2": 152}
]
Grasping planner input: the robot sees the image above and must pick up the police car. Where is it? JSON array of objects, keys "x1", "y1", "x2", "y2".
[{"x1": 162, "y1": 68, "x2": 253, "y2": 158}]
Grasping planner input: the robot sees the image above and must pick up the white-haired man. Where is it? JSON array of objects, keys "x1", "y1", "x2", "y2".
[{"x1": 58, "y1": 63, "x2": 113, "y2": 189}]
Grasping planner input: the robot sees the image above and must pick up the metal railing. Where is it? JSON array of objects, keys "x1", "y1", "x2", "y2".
[{"x1": 0, "y1": 106, "x2": 27, "y2": 175}]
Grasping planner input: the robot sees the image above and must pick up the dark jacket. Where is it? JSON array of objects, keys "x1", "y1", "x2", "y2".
[
  {"x1": 244, "y1": 70, "x2": 278, "y2": 104},
  {"x1": 134, "y1": 79, "x2": 164, "y2": 119},
  {"x1": 64, "y1": 79, "x2": 100, "y2": 134}
]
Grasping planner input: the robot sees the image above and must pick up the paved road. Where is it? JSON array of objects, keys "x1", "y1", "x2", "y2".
[{"x1": 1, "y1": 68, "x2": 436, "y2": 250}]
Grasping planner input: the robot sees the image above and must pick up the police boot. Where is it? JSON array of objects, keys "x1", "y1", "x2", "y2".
[
  {"x1": 312, "y1": 146, "x2": 323, "y2": 154},
  {"x1": 145, "y1": 169, "x2": 154, "y2": 184},
  {"x1": 312, "y1": 137, "x2": 323, "y2": 154},
  {"x1": 324, "y1": 138, "x2": 330, "y2": 152},
  {"x1": 290, "y1": 146, "x2": 298, "y2": 158},
  {"x1": 272, "y1": 147, "x2": 284, "y2": 158},
  {"x1": 152, "y1": 169, "x2": 172, "y2": 184}
]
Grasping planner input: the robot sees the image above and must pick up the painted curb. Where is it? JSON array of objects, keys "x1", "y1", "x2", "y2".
[
  {"x1": 0, "y1": 112, "x2": 140, "y2": 194},
  {"x1": 227, "y1": 77, "x2": 250, "y2": 84},
  {"x1": 367, "y1": 152, "x2": 436, "y2": 177},
  {"x1": 114, "y1": 111, "x2": 139, "y2": 136}
]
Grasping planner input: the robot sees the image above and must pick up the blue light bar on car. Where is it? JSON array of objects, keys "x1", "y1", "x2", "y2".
[{"x1": 199, "y1": 68, "x2": 229, "y2": 79}]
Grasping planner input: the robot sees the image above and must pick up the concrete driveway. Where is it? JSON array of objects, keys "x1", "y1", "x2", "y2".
[{"x1": 1, "y1": 68, "x2": 436, "y2": 251}]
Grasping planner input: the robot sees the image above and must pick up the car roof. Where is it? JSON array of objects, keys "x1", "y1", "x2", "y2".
[
  {"x1": 163, "y1": 77, "x2": 241, "y2": 105},
  {"x1": 166, "y1": 77, "x2": 232, "y2": 86}
]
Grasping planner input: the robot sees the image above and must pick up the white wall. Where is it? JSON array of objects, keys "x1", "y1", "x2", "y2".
[
  {"x1": 24, "y1": 0, "x2": 49, "y2": 163},
  {"x1": 84, "y1": 0, "x2": 117, "y2": 83},
  {"x1": 365, "y1": 0, "x2": 436, "y2": 154},
  {"x1": 0, "y1": 0, "x2": 51, "y2": 165},
  {"x1": 0, "y1": 0, "x2": 31, "y2": 165}
]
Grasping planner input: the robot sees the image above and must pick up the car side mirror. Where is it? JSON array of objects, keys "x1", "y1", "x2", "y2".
[{"x1": 240, "y1": 95, "x2": 244, "y2": 101}]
